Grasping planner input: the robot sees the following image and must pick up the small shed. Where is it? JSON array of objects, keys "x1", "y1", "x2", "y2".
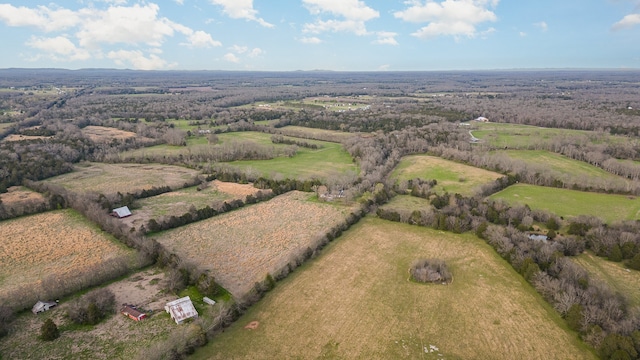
[
  {"x1": 32, "y1": 300, "x2": 57, "y2": 314},
  {"x1": 120, "y1": 304, "x2": 147, "y2": 321},
  {"x1": 111, "y1": 206, "x2": 132, "y2": 218},
  {"x1": 165, "y1": 296, "x2": 198, "y2": 324},
  {"x1": 203, "y1": 297, "x2": 216, "y2": 306}
]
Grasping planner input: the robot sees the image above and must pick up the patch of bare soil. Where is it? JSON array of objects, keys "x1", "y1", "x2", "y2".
[
  {"x1": 244, "y1": 321, "x2": 259, "y2": 330},
  {"x1": 211, "y1": 180, "x2": 265, "y2": 197}
]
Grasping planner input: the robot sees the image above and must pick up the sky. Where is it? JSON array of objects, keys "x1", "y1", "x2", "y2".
[{"x1": 0, "y1": 0, "x2": 638, "y2": 71}]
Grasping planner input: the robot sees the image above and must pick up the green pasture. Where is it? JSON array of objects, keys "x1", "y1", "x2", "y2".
[
  {"x1": 471, "y1": 122, "x2": 618, "y2": 148},
  {"x1": 279, "y1": 125, "x2": 355, "y2": 142},
  {"x1": 390, "y1": 154, "x2": 503, "y2": 196},
  {"x1": 192, "y1": 217, "x2": 594, "y2": 360},
  {"x1": 490, "y1": 184, "x2": 640, "y2": 223},
  {"x1": 226, "y1": 140, "x2": 357, "y2": 180},
  {"x1": 573, "y1": 252, "x2": 640, "y2": 307},
  {"x1": 381, "y1": 195, "x2": 433, "y2": 213},
  {"x1": 493, "y1": 150, "x2": 630, "y2": 187}
]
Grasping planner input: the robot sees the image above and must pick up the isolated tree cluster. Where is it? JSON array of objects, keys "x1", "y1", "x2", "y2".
[{"x1": 410, "y1": 259, "x2": 452, "y2": 284}]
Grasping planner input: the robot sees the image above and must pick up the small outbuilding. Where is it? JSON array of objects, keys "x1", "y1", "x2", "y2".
[
  {"x1": 120, "y1": 304, "x2": 147, "y2": 321},
  {"x1": 32, "y1": 300, "x2": 57, "y2": 314},
  {"x1": 165, "y1": 296, "x2": 198, "y2": 324},
  {"x1": 203, "y1": 297, "x2": 216, "y2": 306},
  {"x1": 111, "y1": 206, "x2": 132, "y2": 218}
]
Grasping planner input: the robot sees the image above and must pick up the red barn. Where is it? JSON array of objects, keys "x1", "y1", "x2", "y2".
[{"x1": 120, "y1": 304, "x2": 146, "y2": 321}]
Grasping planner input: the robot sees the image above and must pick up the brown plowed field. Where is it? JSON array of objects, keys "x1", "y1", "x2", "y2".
[{"x1": 152, "y1": 191, "x2": 355, "y2": 297}]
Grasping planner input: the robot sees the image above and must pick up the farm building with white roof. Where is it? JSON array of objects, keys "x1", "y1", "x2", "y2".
[{"x1": 165, "y1": 296, "x2": 198, "y2": 324}]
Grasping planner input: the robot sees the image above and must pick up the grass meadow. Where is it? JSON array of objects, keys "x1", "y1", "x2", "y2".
[
  {"x1": 493, "y1": 150, "x2": 631, "y2": 189},
  {"x1": 391, "y1": 155, "x2": 503, "y2": 196},
  {"x1": 192, "y1": 217, "x2": 594, "y2": 360},
  {"x1": 490, "y1": 184, "x2": 640, "y2": 223},
  {"x1": 573, "y1": 252, "x2": 640, "y2": 307},
  {"x1": 45, "y1": 162, "x2": 200, "y2": 194},
  {"x1": 470, "y1": 122, "x2": 618, "y2": 148}
]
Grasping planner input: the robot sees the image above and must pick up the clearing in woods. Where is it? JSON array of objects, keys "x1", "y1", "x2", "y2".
[
  {"x1": 391, "y1": 154, "x2": 503, "y2": 196},
  {"x1": 490, "y1": 183, "x2": 640, "y2": 223},
  {"x1": 122, "y1": 180, "x2": 268, "y2": 228},
  {"x1": 45, "y1": 162, "x2": 200, "y2": 194},
  {"x1": 192, "y1": 217, "x2": 594, "y2": 359},
  {"x1": 80, "y1": 125, "x2": 138, "y2": 142},
  {"x1": 0, "y1": 186, "x2": 46, "y2": 207},
  {"x1": 573, "y1": 252, "x2": 640, "y2": 307},
  {"x1": 150, "y1": 191, "x2": 357, "y2": 297},
  {"x1": 490, "y1": 150, "x2": 631, "y2": 189},
  {"x1": 0, "y1": 209, "x2": 136, "y2": 307}
]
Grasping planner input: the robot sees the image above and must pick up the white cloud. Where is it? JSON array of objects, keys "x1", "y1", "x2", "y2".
[
  {"x1": 0, "y1": 4, "x2": 81, "y2": 32},
  {"x1": 373, "y1": 31, "x2": 398, "y2": 45},
  {"x1": 107, "y1": 50, "x2": 174, "y2": 70},
  {"x1": 303, "y1": 19, "x2": 369, "y2": 35},
  {"x1": 519, "y1": 31, "x2": 526, "y2": 37},
  {"x1": 378, "y1": 64, "x2": 390, "y2": 70},
  {"x1": 174, "y1": 0, "x2": 185, "y2": 4},
  {"x1": 182, "y1": 31, "x2": 222, "y2": 48},
  {"x1": 612, "y1": 13, "x2": 640, "y2": 30},
  {"x1": 0, "y1": 3, "x2": 220, "y2": 68},
  {"x1": 209, "y1": 0, "x2": 274, "y2": 27},
  {"x1": 248, "y1": 48, "x2": 264, "y2": 57},
  {"x1": 303, "y1": 0, "x2": 379, "y2": 21},
  {"x1": 76, "y1": 4, "x2": 177, "y2": 48},
  {"x1": 26, "y1": 36, "x2": 91, "y2": 61},
  {"x1": 230, "y1": 45, "x2": 249, "y2": 54},
  {"x1": 300, "y1": 36, "x2": 323, "y2": 44},
  {"x1": 223, "y1": 53, "x2": 241, "y2": 63},
  {"x1": 394, "y1": 0, "x2": 499, "y2": 39},
  {"x1": 534, "y1": 21, "x2": 548, "y2": 31},
  {"x1": 302, "y1": 0, "x2": 379, "y2": 36}
]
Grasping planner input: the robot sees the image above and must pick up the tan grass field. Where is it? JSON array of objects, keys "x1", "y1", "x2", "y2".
[
  {"x1": 0, "y1": 186, "x2": 46, "y2": 206},
  {"x1": 45, "y1": 162, "x2": 200, "y2": 194},
  {"x1": 391, "y1": 155, "x2": 503, "y2": 196},
  {"x1": 573, "y1": 252, "x2": 640, "y2": 307},
  {"x1": 151, "y1": 191, "x2": 357, "y2": 297},
  {"x1": 0, "y1": 209, "x2": 136, "y2": 305},
  {"x1": 81, "y1": 125, "x2": 137, "y2": 142},
  {"x1": 192, "y1": 217, "x2": 595, "y2": 360},
  {"x1": 1, "y1": 134, "x2": 53, "y2": 142}
]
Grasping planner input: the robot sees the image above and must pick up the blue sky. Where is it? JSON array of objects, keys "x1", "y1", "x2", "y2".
[{"x1": 0, "y1": 0, "x2": 638, "y2": 71}]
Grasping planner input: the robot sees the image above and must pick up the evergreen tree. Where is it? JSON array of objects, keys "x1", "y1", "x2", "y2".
[{"x1": 40, "y1": 318, "x2": 59, "y2": 341}]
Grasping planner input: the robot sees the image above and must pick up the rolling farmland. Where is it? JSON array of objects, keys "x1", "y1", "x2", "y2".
[
  {"x1": 151, "y1": 191, "x2": 358, "y2": 297},
  {"x1": 193, "y1": 218, "x2": 594, "y2": 359}
]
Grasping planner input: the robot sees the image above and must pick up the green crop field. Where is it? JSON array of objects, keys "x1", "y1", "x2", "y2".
[
  {"x1": 192, "y1": 217, "x2": 594, "y2": 360},
  {"x1": 471, "y1": 122, "x2": 618, "y2": 148},
  {"x1": 573, "y1": 252, "x2": 640, "y2": 307},
  {"x1": 490, "y1": 184, "x2": 640, "y2": 223},
  {"x1": 391, "y1": 155, "x2": 503, "y2": 196}
]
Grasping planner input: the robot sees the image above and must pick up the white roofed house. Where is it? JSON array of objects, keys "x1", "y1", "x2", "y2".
[
  {"x1": 32, "y1": 300, "x2": 57, "y2": 314},
  {"x1": 165, "y1": 296, "x2": 198, "y2": 324},
  {"x1": 111, "y1": 206, "x2": 132, "y2": 218}
]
